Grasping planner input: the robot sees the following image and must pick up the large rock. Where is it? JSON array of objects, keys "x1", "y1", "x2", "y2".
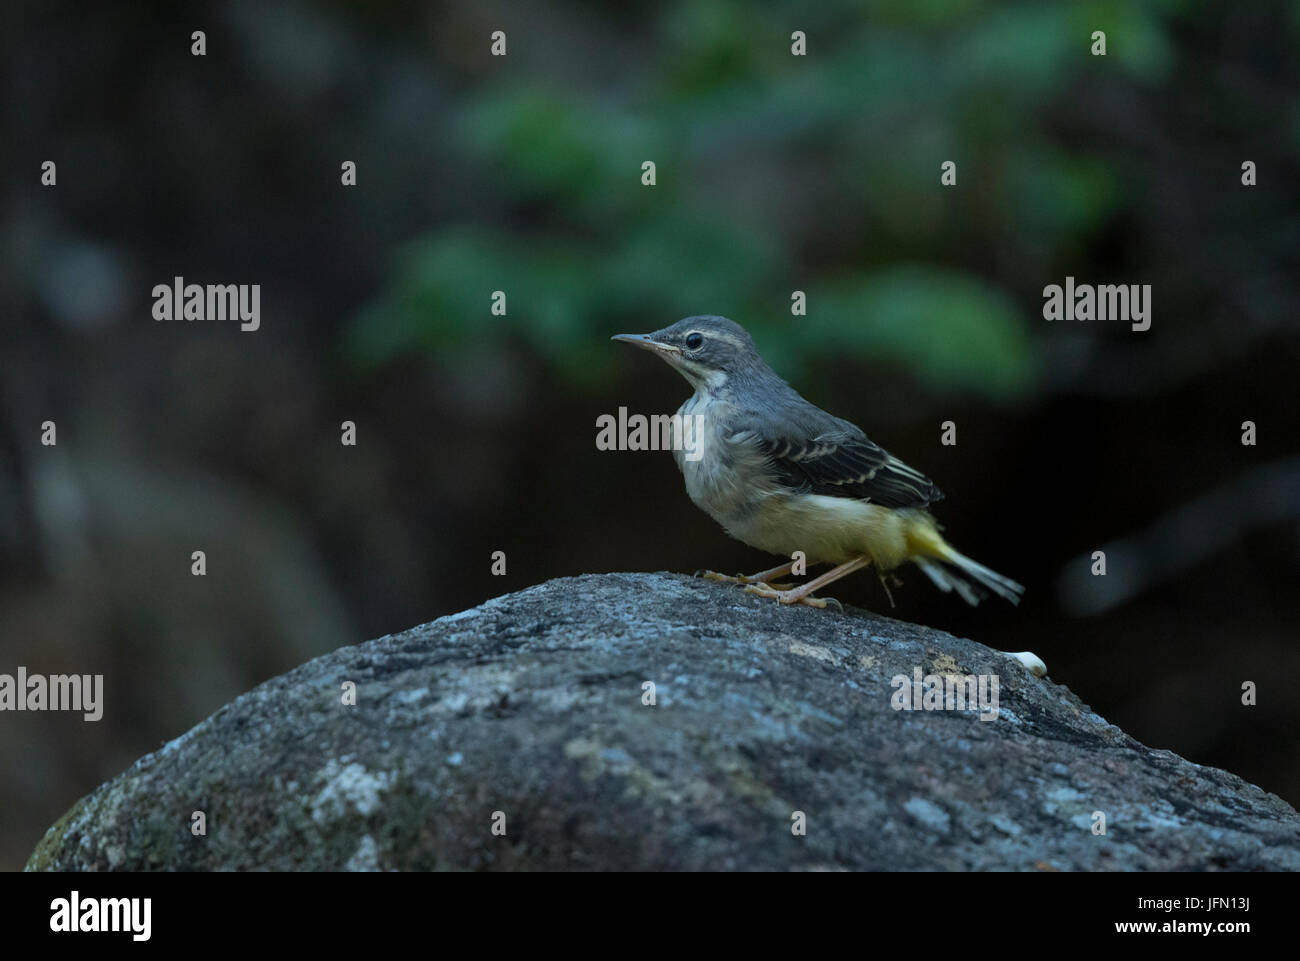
[{"x1": 26, "y1": 572, "x2": 1300, "y2": 870}]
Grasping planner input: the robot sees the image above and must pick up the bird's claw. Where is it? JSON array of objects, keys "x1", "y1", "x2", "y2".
[{"x1": 742, "y1": 583, "x2": 839, "y2": 609}]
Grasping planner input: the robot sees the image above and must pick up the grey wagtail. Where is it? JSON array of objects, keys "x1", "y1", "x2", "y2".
[{"x1": 612, "y1": 315, "x2": 1026, "y2": 610}]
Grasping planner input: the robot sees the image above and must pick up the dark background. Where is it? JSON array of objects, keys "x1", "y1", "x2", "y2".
[{"x1": 2, "y1": 0, "x2": 1298, "y2": 871}]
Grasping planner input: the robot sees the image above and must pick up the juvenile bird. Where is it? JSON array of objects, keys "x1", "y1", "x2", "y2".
[{"x1": 612, "y1": 315, "x2": 1025, "y2": 609}]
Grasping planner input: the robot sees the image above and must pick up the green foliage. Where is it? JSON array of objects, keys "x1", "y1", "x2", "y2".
[
  {"x1": 344, "y1": 0, "x2": 1187, "y2": 400},
  {"x1": 816, "y1": 267, "x2": 1036, "y2": 399}
]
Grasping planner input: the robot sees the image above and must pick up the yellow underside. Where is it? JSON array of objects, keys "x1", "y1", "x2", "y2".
[{"x1": 725, "y1": 494, "x2": 949, "y2": 570}]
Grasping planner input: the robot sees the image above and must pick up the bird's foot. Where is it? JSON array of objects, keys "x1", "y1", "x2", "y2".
[
  {"x1": 694, "y1": 569, "x2": 751, "y2": 585},
  {"x1": 742, "y1": 582, "x2": 841, "y2": 610},
  {"x1": 695, "y1": 569, "x2": 796, "y2": 589}
]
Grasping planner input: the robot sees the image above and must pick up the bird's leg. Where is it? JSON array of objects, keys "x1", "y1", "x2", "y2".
[
  {"x1": 747, "y1": 560, "x2": 799, "y2": 584},
  {"x1": 876, "y1": 569, "x2": 897, "y2": 608},
  {"x1": 695, "y1": 560, "x2": 796, "y2": 587},
  {"x1": 744, "y1": 556, "x2": 871, "y2": 609}
]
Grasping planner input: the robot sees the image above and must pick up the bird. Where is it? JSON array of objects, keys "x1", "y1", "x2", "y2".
[{"x1": 611, "y1": 315, "x2": 1025, "y2": 609}]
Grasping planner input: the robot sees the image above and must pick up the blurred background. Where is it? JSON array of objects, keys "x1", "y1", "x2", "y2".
[{"x1": 3, "y1": 0, "x2": 1299, "y2": 871}]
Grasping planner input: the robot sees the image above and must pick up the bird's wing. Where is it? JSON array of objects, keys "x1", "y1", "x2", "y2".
[{"x1": 736, "y1": 413, "x2": 943, "y2": 509}]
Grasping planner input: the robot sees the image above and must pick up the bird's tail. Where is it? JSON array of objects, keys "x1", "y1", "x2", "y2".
[{"x1": 905, "y1": 516, "x2": 1024, "y2": 606}]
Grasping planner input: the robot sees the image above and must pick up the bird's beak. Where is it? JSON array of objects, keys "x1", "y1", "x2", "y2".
[{"x1": 611, "y1": 333, "x2": 680, "y2": 354}]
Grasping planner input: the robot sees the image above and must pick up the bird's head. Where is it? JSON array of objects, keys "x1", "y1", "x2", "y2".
[{"x1": 612, "y1": 315, "x2": 765, "y2": 391}]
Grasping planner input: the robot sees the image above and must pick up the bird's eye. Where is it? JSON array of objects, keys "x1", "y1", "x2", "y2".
[{"x1": 685, "y1": 332, "x2": 704, "y2": 350}]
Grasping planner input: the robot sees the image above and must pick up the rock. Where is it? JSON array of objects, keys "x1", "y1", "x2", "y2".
[{"x1": 26, "y1": 572, "x2": 1300, "y2": 870}]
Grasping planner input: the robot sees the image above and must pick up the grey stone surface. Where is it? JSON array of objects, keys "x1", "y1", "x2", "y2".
[{"x1": 27, "y1": 572, "x2": 1300, "y2": 870}]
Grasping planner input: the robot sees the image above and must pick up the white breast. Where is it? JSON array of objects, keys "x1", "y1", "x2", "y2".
[{"x1": 672, "y1": 392, "x2": 783, "y2": 545}]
